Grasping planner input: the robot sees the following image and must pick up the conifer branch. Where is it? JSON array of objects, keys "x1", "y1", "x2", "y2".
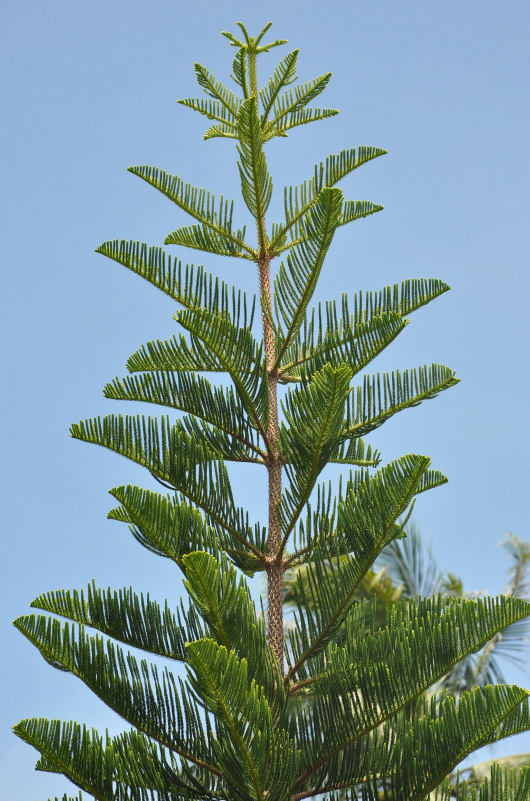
[{"x1": 285, "y1": 456, "x2": 431, "y2": 684}]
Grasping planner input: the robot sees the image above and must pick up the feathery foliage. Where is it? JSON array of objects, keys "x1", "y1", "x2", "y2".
[{"x1": 15, "y1": 21, "x2": 529, "y2": 801}]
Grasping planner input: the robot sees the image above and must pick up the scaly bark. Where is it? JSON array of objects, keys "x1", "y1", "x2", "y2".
[
  {"x1": 258, "y1": 255, "x2": 284, "y2": 672},
  {"x1": 249, "y1": 37, "x2": 285, "y2": 672}
]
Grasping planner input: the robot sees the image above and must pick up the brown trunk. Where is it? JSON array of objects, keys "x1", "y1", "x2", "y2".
[{"x1": 258, "y1": 256, "x2": 284, "y2": 673}]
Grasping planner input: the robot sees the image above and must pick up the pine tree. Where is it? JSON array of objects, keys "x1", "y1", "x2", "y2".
[{"x1": 14, "y1": 21, "x2": 530, "y2": 801}]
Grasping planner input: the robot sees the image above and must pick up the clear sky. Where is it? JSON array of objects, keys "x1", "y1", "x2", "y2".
[{"x1": 2, "y1": 1, "x2": 529, "y2": 797}]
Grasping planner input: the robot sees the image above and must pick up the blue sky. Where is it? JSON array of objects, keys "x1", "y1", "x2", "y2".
[{"x1": 2, "y1": 1, "x2": 529, "y2": 797}]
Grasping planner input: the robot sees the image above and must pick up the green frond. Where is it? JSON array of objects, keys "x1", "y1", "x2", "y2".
[
  {"x1": 125, "y1": 287, "x2": 257, "y2": 375},
  {"x1": 182, "y1": 551, "x2": 285, "y2": 713},
  {"x1": 103, "y1": 371, "x2": 264, "y2": 458},
  {"x1": 337, "y1": 454, "x2": 437, "y2": 555},
  {"x1": 268, "y1": 106, "x2": 339, "y2": 138},
  {"x1": 178, "y1": 416, "x2": 265, "y2": 463},
  {"x1": 125, "y1": 334, "x2": 223, "y2": 374},
  {"x1": 285, "y1": 454, "x2": 433, "y2": 677},
  {"x1": 30, "y1": 581, "x2": 194, "y2": 661},
  {"x1": 279, "y1": 364, "x2": 352, "y2": 543},
  {"x1": 230, "y1": 49, "x2": 249, "y2": 98},
  {"x1": 342, "y1": 364, "x2": 460, "y2": 438},
  {"x1": 13, "y1": 616, "x2": 217, "y2": 768},
  {"x1": 190, "y1": 63, "x2": 241, "y2": 117},
  {"x1": 111, "y1": 728, "x2": 223, "y2": 799},
  {"x1": 272, "y1": 146, "x2": 387, "y2": 247},
  {"x1": 34, "y1": 755, "x2": 63, "y2": 773},
  {"x1": 278, "y1": 278, "x2": 450, "y2": 381},
  {"x1": 128, "y1": 165, "x2": 254, "y2": 258},
  {"x1": 259, "y1": 49, "x2": 299, "y2": 123},
  {"x1": 327, "y1": 437, "x2": 381, "y2": 467},
  {"x1": 236, "y1": 96, "x2": 273, "y2": 233},
  {"x1": 384, "y1": 687, "x2": 530, "y2": 801},
  {"x1": 186, "y1": 639, "x2": 298, "y2": 801},
  {"x1": 295, "y1": 595, "x2": 530, "y2": 764},
  {"x1": 70, "y1": 416, "x2": 266, "y2": 571},
  {"x1": 279, "y1": 310, "x2": 408, "y2": 383},
  {"x1": 222, "y1": 21, "x2": 287, "y2": 53},
  {"x1": 415, "y1": 468, "x2": 449, "y2": 494},
  {"x1": 165, "y1": 221, "x2": 253, "y2": 259},
  {"x1": 339, "y1": 199, "x2": 384, "y2": 226},
  {"x1": 176, "y1": 307, "x2": 269, "y2": 428},
  {"x1": 264, "y1": 72, "x2": 334, "y2": 135},
  {"x1": 274, "y1": 186, "x2": 344, "y2": 365},
  {"x1": 351, "y1": 277, "x2": 451, "y2": 321},
  {"x1": 13, "y1": 719, "x2": 117, "y2": 801},
  {"x1": 107, "y1": 484, "x2": 217, "y2": 564},
  {"x1": 95, "y1": 239, "x2": 247, "y2": 313},
  {"x1": 292, "y1": 686, "x2": 530, "y2": 797},
  {"x1": 27, "y1": 727, "x2": 221, "y2": 800},
  {"x1": 289, "y1": 480, "x2": 337, "y2": 556},
  {"x1": 203, "y1": 121, "x2": 239, "y2": 141},
  {"x1": 70, "y1": 414, "x2": 203, "y2": 485},
  {"x1": 177, "y1": 96, "x2": 238, "y2": 131}
]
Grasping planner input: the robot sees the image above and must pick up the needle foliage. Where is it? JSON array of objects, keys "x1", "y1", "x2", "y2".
[{"x1": 14, "y1": 21, "x2": 530, "y2": 801}]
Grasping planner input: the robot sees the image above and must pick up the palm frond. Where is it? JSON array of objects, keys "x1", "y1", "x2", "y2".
[
  {"x1": 501, "y1": 533, "x2": 530, "y2": 599},
  {"x1": 376, "y1": 522, "x2": 443, "y2": 598}
]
